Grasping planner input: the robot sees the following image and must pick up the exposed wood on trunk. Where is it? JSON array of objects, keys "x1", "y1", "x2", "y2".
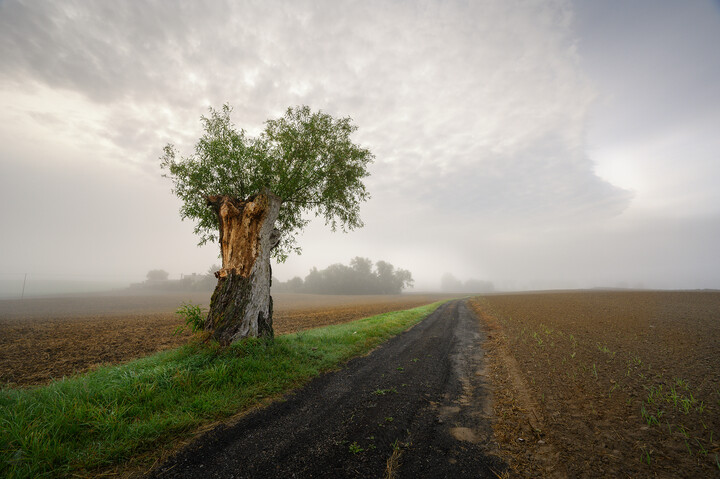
[{"x1": 205, "y1": 192, "x2": 282, "y2": 344}]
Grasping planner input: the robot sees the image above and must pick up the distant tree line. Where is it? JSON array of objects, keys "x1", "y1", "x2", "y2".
[
  {"x1": 440, "y1": 273, "x2": 494, "y2": 293},
  {"x1": 273, "y1": 257, "x2": 414, "y2": 295},
  {"x1": 134, "y1": 259, "x2": 414, "y2": 295},
  {"x1": 131, "y1": 266, "x2": 219, "y2": 292}
]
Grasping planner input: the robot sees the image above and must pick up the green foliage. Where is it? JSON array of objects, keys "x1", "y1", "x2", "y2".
[
  {"x1": 160, "y1": 105, "x2": 374, "y2": 261},
  {"x1": 275, "y1": 256, "x2": 414, "y2": 294},
  {"x1": 348, "y1": 441, "x2": 364, "y2": 454},
  {"x1": 174, "y1": 302, "x2": 207, "y2": 335},
  {"x1": 0, "y1": 302, "x2": 445, "y2": 478}
]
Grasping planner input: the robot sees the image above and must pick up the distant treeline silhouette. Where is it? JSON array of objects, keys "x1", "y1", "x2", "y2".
[
  {"x1": 440, "y1": 273, "x2": 494, "y2": 293},
  {"x1": 273, "y1": 257, "x2": 413, "y2": 295},
  {"x1": 130, "y1": 268, "x2": 217, "y2": 292}
]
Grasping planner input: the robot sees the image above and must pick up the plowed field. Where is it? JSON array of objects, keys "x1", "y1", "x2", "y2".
[
  {"x1": 471, "y1": 291, "x2": 720, "y2": 478},
  {"x1": 0, "y1": 292, "x2": 453, "y2": 388}
]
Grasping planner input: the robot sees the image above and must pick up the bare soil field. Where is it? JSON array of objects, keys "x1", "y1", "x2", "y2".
[
  {"x1": 471, "y1": 291, "x2": 720, "y2": 478},
  {"x1": 0, "y1": 291, "x2": 453, "y2": 388}
]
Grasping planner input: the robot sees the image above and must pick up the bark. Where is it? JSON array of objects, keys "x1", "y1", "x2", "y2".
[{"x1": 205, "y1": 191, "x2": 282, "y2": 345}]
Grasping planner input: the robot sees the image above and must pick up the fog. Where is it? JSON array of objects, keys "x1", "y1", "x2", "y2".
[{"x1": 1, "y1": 0, "x2": 719, "y2": 297}]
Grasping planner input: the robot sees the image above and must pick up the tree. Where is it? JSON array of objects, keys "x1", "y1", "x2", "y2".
[
  {"x1": 146, "y1": 269, "x2": 169, "y2": 281},
  {"x1": 440, "y1": 273, "x2": 463, "y2": 292},
  {"x1": 376, "y1": 260, "x2": 414, "y2": 294},
  {"x1": 350, "y1": 257, "x2": 374, "y2": 293},
  {"x1": 161, "y1": 105, "x2": 373, "y2": 344},
  {"x1": 277, "y1": 258, "x2": 413, "y2": 295}
]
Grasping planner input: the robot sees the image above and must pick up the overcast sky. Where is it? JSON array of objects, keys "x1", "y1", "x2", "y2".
[{"x1": 1, "y1": 0, "x2": 719, "y2": 292}]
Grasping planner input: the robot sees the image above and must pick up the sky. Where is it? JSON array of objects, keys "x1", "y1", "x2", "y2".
[{"x1": 1, "y1": 0, "x2": 719, "y2": 293}]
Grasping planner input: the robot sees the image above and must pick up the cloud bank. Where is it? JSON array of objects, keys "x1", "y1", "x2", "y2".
[{"x1": 1, "y1": 0, "x2": 716, "y2": 291}]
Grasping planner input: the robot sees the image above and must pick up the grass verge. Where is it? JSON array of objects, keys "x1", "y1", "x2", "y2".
[{"x1": 0, "y1": 301, "x2": 445, "y2": 478}]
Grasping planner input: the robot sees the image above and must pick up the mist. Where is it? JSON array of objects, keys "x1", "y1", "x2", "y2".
[{"x1": 1, "y1": 0, "x2": 719, "y2": 296}]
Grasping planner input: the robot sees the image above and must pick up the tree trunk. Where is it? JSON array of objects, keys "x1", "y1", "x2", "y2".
[{"x1": 205, "y1": 191, "x2": 282, "y2": 345}]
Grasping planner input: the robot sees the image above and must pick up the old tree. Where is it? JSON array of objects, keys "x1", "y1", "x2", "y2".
[{"x1": 161, "y1": 105, "x2": 373, "y2": 345}]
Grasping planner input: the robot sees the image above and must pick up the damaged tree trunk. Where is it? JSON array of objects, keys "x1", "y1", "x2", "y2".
[{"x1": 205, "y1": 191, "x2": 282, "y2": 345}]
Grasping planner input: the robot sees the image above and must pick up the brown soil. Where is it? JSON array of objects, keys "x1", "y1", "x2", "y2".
[
  {"x1": 470, "y1": 291, "x2": 720, "y2": 478},
  {"x1": 0, "y1": 292, "x2": 453, "y2": 388}
]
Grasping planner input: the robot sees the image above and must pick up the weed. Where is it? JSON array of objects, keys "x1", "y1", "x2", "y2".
[
  {"x1": 396, "y1": 367, "x2": 404, "y2": 372},
  {"x1": 349, "y1": 441, "x2": 364, "y2": 454},
  {"x1": 640, "y1": 404, "x2": 660, "y2": 426},
  {"x1": 385, "y1": 417, "x2": 394, "y2": 423},
  {"x1": 174, "y1": 302, "x2": 207, "y2": 335},
  {"x1": 680, "y1": 396, "x2": 692, "y2": 414},
  {"x1": 641, "y1": 448, "x2": 651, "y2": 465},
  {"x1": 373, "y1": 388, "x2": 398, "y2": 396},
  {"x1": 596, "y1": 343, "x2": 615, "y2": 357},
  {"x1": 696, "y1": 439, "x2": 708, "y2": 456},
  {"x1": 609, "y1": 382, "x2": 619, "y2": 398}
]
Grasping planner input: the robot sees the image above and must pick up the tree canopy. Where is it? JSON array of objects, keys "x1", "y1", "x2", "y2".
[
  {"x1": 160, "y1": 105, "x2": 374, "y2": 261},
  {"x1": 274, "y1": 257, "x2": 414, "y2": 295}
]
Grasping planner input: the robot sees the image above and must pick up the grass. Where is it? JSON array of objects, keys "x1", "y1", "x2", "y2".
[{"x1": 0, "y1": 301, "x2": 445, "y2": 478}]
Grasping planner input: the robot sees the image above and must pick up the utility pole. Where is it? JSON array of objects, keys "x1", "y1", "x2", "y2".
[{"x1": 21, "y1": 273, "x2": 27, "y2": 299}]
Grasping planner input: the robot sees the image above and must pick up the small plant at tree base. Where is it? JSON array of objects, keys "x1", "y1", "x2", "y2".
[
  {"x1": 174, "y1": 302, "x2": 207, "y2": 335},
  {"x1": 348, "y1": 441, "x2": 364, "y2": 454}
]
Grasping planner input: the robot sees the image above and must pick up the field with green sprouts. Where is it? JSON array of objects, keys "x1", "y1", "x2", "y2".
[{"x1": 472, "y1": 291, "x2": 720, "y2": 478}]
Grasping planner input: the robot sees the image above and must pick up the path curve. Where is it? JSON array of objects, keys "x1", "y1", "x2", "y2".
[{"x1": 148, "y1": 300, "x2": 506, "y2": 478}]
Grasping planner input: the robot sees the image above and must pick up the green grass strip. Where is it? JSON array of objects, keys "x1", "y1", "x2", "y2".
[{"x1": 0, "y1": 301, "x2": 444, "y2": 478}]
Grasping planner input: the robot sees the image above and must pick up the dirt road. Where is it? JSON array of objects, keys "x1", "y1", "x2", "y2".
[{"x1": 148, "y1": 300, "x2": 505, "y2": 478}]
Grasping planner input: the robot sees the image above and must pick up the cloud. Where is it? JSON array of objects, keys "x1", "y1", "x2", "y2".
[
  {"x1": 0, "y1": 0, "x2": 627, "y2": 213},
  {"x1": 15, "y1": 0, "x2": 714, "y2": 290}
]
